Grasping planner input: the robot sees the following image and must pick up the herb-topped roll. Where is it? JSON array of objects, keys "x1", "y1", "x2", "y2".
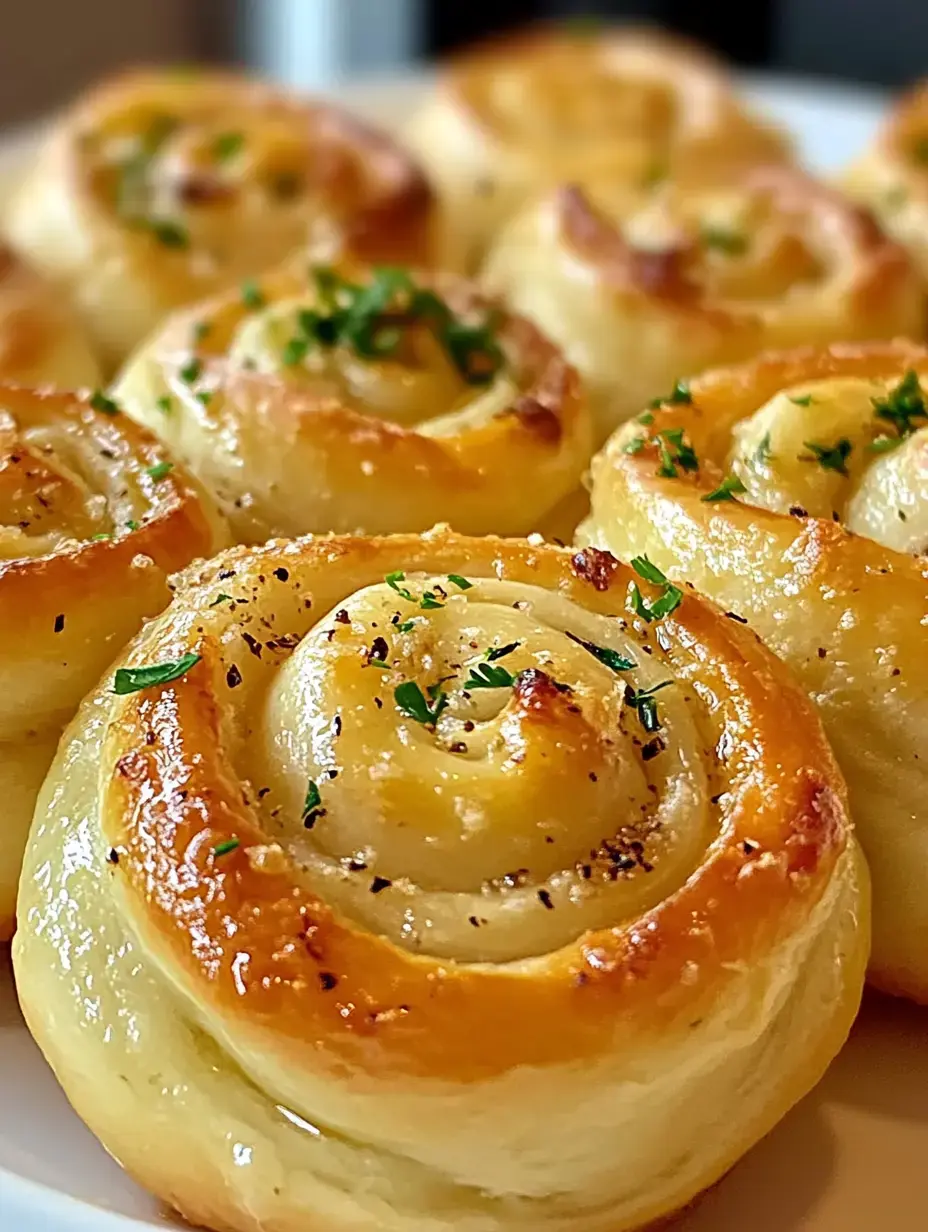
[
  {"x1": 0, "y1": 243, "x2": 101, "y2": 387},
  {"x1": 111, "y1": 259, "x2": 592, "y2": 541},
  {"x1": 14, "y1": 526, "x2": 866, "y2": 1232},
  {"x1": 582, "y1": 340, "x2": 928, "y2": 1001},
  {"x1": 4, "y1": 68, "x2": 441, "y2": 371},
  {"x1": 843, "y1": 81, "x2": 928, "y2": 281},
  {"x1": 406, "y1": 25, "x2": 790, "y2": 271},
  {"x1": 483, "y1": 165, "x2": 924, "y2": 444},
  {"x1": 0, "y1": 384, "x2": 227, "y2": 938}
]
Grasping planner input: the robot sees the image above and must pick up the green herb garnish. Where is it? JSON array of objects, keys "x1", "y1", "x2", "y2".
[
  {"x1": 624, "y1": 437, "x2": 646, "y2": 455},
  {"x1": 753, "y1": 432, "x2": 773, "y2": 467},
  {"x1": 212, "y1": 837, "x2": 240, "y2": 857},
  {"x1": 210, "y1": 593, "x2": 233, "y2": 606},
  {"x1": 149, "y1": 219, "x2": 189, "y2": 249},
  {"x1": 487, "y1": 642, "x2": 519, "y2": 661},
  {"x1": 180, "y1": 357, "x2": 202, "y2": 384},
  {"x1": 789, "y1": 394, "x2": 814, "y2": 406},
  {"x1": 386, "y1": 571, "x2": 413, "y2": 601},
  {"x1": 125, "y1": 520, "x2": 140, "y2": 532},
  {"x1": 241, "y1": 279, "x2": 265, "y2": 310},
  {"x1": 303, "y1": 779, "x2": 323, "y2": 825},
  {"x1": 565, "y1": 631, "x2": 635, "y2": 673},
  {"x1": 464, "y1": 662, "x2": 514, "y2": 690},
  {"x1": 420, "y1": 590, "x2": 445, "y2": 610},
  {"x1": 801, "y1": 438, "x2": 853, "y2": 476},
  {"x1": 396, "y1": 619, "x2": 415, "y2": 633},
  {"x1": 146, "y1": 461, "x2": 174, "y2": 481},
  {"x1": 650, "y1": 379, "x2": 692, "y2": 409},
  {"x1": 394, "y1": 680, "x2": 448, "y2": 726},
  {"x1": 282, "y1": 336, "x2": 310, "y2": 366},
  {"x1": 212, "y1": 131, "x2": 244, "y2": 162},
  {"x1": 90, "y1": 389, "x2": 119, "y2": 415},
  {"x1": 156, "y1": 395, "x2": 173, "y2": 413},
  {"x1": 624, "y1": 681, "x2": 673, "y2": 733},
  {"x1": 871, "y1": 370, "x2": 928, "y2": 440},
  {"x1": 701, "y1": 225, "x2": 748, "y2": 256},
  {"x1": 629, "y1": 556, "x2": 684, "y2": 623},
  {"x1": 113, "y1": 652, "x2": 201, "y2": 694},
  {"x1": 702, "y1": 475, "x2": 747, "y2": 502},
  {"x1": 448, "y1": 573, "x2": 472, "y2": 590},
  {"x1": 656, "y1": 427, "x2": 699, "y2": 478}
]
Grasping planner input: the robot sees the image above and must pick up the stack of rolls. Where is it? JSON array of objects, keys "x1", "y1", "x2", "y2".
[{"x1": 3, "y1": 22, "x2": 928, "y2": 1232}]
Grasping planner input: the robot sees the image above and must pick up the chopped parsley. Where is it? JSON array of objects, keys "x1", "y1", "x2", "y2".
[
  {"x1": 637, "y1": 410, "x2": 655, "y2": 425},
  {"x1": 702, "y1": 474, "x2": 747, "y2": 502},
  {"x1": 650, "y1": 379, "x2": 692, "y2": 409},
  {"x1": 212, "y1": 837, "x2": 240, "y2": 857},
  {"x1": 241, "y1": 279, "x2": 266, "y2": 310},
  {"x1": 753, "y1": 432, "x2": 773, "y2": 467},
  {"x1": 871, "y1": 370, "x2": 928, "y2": 441},
  {"x1": 386, "y1": 571, "x2": 413, "y2": 601},
  {"x1": 146, "y1": 461, "x2": 174, "y2": 481},
  {"x1": 487, "y1": 641, "x2": 519, "y2": 661},
  {"x1": 89, "y1": 389, "x2": 119, "y2": 415},
  {"x1": 394, "y1": 680, "x2": 448, "y2": 726},
  {"x1": 447, "y1": 573, "x2": 473, "y2": 590},
  {"x1": 210, "y1": 593, "x2": 233, "y2": 606},
  {"x1": 624, "y1": 681, "x2": 673, "y2": 733},
  {"x1": 180, "y1": 357, "x2": 202, "y2": 384},
  {"x1": 396, "y1": 620, "x2": 415, "y2": 633},
  {"x1": 464, "y1": 661, "x2": 514, "y2": 690},
  {"x1": 789, "y1": 394, "x2": 814, "y2": 406},
  {"x1": 629, "y1": 556, "x2": 683, "y2": 622},
  {"x1": 624, "y1": 437, "x2": 647, "y2": 455},
  {"x1": 125, "y1": 520, "x2": 140, "y2": 532},
  {"x1": 420, "y1": 590, "x2": 445, "y2": 610},
  {"x1": 212, "y1": 131, "x2": 244, "y2": 162},
  {"x1": 156, "y1": 395, "x2": 173, "y2": 413},
  {"x1": 148, "y1": 219, "x2": 189, "y2": 249},
  {"x1": 656, "y1": 427, "x2": 699, "y2": 478},
  {"x1": 701, "y1": 225, "x2": 748, "y2": 256},
  {"x1": 801, "y1": 438, "x2": 853, "y2": 476},
  {"x1": 303, "y1": 779, "x2": 325, "y2": 827},
  {"x1": 113, "y1": 652, "x2": 200, "y2": 694},
  {"x1": 565, "y1": 631, "x2": 635, "y2": 673},
  {"x1": 282, "y1": 335, "x2": 310, "y2": 366}
]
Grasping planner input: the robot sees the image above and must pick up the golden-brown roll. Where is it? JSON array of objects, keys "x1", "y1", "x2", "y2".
[
  {"x1": 4, "y1": 67, "x2": 441, "y2": 371},
  {"x1": 843, "y1": 81, "x2": 928, "y2": 281},
  {"x1": 0, "y1": 242, "x2": 101, "y2": 387},
  {"x1": 111, "y1": 258, "x2": 592, "y2": 542},
  {"x1": 582, "y1": 339, "x2": 928, "y2": 1001},
  {"x1": 15, "y1": 526, "x2": 867, "y2": 1232},
  {"x1": 0, "y1": 383, "x2": 227, "y2": 938},
  {"x1": 483, "y1": 165, "x2": 925, "y2": 444},
  {"x1": 406, "y1": 25, "x2": 791, "y2": 271}
]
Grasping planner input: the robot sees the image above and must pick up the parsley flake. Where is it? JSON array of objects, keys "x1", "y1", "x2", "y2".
[
  {"x1": 464, "y1": 662, "x2": 514, "y2": 690},
  {"x1": 801, "y1": 438, "x2": 853, "y2": 476},
  {"x1": 871, "y1": 370, "x2": 928, "y2": 440},
  {"x1": 487, "y1": 641, "x2": 519, "y2": 661},
  {"x1": 789, "y1": 394, "x2": 814, "y2": 406},
  {"x1": 149, "y1": 219, "x2": 189, "y2": 249},
  {"x1": 701, "y1": 225, "x2": 748, "y2": 256},
  {"x1": 303, "y1": 779, "x2": 324, "y2": 826},
  {"x1": 241, "y1": 279, "x2": 266, "y2": 310},
  {"x1": 210, "y1": 593, "x2": 233, "y2": 606},
  {"x1": 565, "y1": 631, "x2": 635, "y2": 672},
  {"x1": 386, "y1": 571, "x2": 413, "y2": 601},
  {"x1": 146, "y1": 461, "x2": 174, "y2": 481},
  {"x1": 90, "y1": 389, "x2": 119, "y2": 415},
  {"x1": 113, "y1": 652, "x2": 200, "y2": 694},
  {"x1": 702, "y1": 475, "x2": 747, "y2": 502},
  {"x1": 212, "y1": 837, "x2": 240, "y2": 857},
  {"x1": 395, "y1": 680, "x2": 448, "y2": 726},
  {"x1": 629, "y1": 556, "x2": 683, "y2": 622},
  {"x1": 656, "y1": 427, "x2": 699, "y2": 478},
  {"x1": 282, "y1": 336, "x2": 310, "y2": 366},
  {"x1": 156, "y1": 395, "x2": 173, "y2": 413},
  {"x1": 180, "y1": 357, "x2": 202, "y2": 384},
  {"x1": 624, "y1": 681, "x2": 673, "y2": 733},
  {"x1": 447, "y1": 573, "x2": 473, "y2": 590},
  {"x1": 650, "y1": 379, "x2": 692, "y2": 409},
  {"x1": 753, "y1": 432, "x2": 773, "y2": 467},
  {"x1": 212, "y1": 131, "x2": 244, "y2": 162}
]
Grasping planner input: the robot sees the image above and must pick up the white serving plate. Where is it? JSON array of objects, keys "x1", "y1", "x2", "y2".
[{"x1": 2, "y1": 68, "x2": 927, "y2": 1232}]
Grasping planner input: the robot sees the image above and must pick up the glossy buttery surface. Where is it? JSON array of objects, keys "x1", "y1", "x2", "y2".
[
  {"x1": 583, "y1": 340, "x2": 928, "y2": 1001},
  {"x1": 15, "y1": 528, "x2": 866, "y2": 1231}
]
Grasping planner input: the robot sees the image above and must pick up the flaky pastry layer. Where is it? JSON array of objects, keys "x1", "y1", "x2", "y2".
[
  {"x1": 5, "y1": 67, "x2": 441, "y2": 370},
  {"x1": 483, "y1": 166, "x2": 924, "y2": 444},
  {"x1": 582, "y1": 338, "x2": 927, "y2": 999},
  {"x1": 15, "y1": 527, "x2": 866, "y2": 1231},
  {"x1": 112, "y1": 259, "x2": 592, "y2": 542},
  {"x1": 0, "y1": 384, "x2": 227, "y2": 936}
]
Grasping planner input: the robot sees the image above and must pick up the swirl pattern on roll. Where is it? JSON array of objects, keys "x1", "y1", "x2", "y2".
[
  {"x1": 0, "y1": 243, "x2": 101, "y2": 387},
  {"x1": 844, "y1": 80, "x2": 928, "y2": 280},
  {"x1": 406, "y1": 26, "x2": 791, "y2": 270},
  {"x1": 112, "y1": 259, "x2": 592, "y2": 542},
  {"x1": 4, "y1": 68, "x2": 440, "y2": 369},
  {"x1": 0, "y1": 383, "x2": 227, "y2": 937},
  {"x1": 483, "y1": 165, "x2": 925, "y2": 443},
  {"x1": 14, "y1": 527, "x2": 866, "y2": 1232},
  {"x1": 582, "y1": 339, "x2": 927, "y2": 1000}
]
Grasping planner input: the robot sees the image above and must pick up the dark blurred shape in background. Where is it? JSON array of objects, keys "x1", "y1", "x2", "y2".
[{"x1": 1, "y1": 0, "x2": 927, "y2": 127}]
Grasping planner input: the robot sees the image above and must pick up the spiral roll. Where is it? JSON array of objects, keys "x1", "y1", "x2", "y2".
[
  {"x1": 4, "y1": 68, "x2": 441, "y2": 370},
  {"x1": 483, "y1": 165, "x2": 924, "y2": 444},
  {"x1": 843, "y1": 81, "x2": 928, "y2": 281},
  {"x1": 112, "y1": 259, "x2": 592, "y2": 542},
  {"x1": 14, "y1": 526, "x2": 866, "y2": 1231},
  {"x1": 406, "y1": 26, "x2": 791, "y2": 271},
  {"x1": 0, "y1": 243, "x2": 101, "y2": 387},
  {"x1": 0, "y1": 383, "x2": 227, "y2": 937},
  {"x1": 582, "y1": 339, "x2": 928, "y2": 1000}
]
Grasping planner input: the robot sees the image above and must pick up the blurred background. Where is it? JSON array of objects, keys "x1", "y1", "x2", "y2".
[{"x1": 2, "y1": 0, "x2": 926, "y2": 127}]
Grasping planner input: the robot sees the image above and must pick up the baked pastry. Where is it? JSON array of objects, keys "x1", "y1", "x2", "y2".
[
  {"x1": 483, "y1": 165, "x2": 925, "y2": 444},
  {"x1": 14, "y1": 526, "x2": 867, "y2": 1232},
  {"x1": 4, "y1": 67, "x2": 441, "y2": 371},
  {"x1": 582, "y1": 339, "x2": 928, "y2": 1000},
  {"x1": 406, "y1": 25, "x2": 791, "y2": 271},
  {"x1": 0, "y1": 383, "x2": 227, "y2": 939},
  {"x1": 112, "y1": 258, "x2": 592, "y2": 542},
  {"x1": 843, "y1": 81, "x2": 928, "y2": 280},
  {"x1": 0, "y1": 243, "x2": 101, "y2": 387}
]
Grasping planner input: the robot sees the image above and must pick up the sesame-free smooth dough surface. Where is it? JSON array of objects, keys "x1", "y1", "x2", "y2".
[
  {"x1": 112, "y1": 260, "x2": 592, "y2": 542},
  {"x1": 582, "y1": 339, "x2": 928, "y2": 1001},
  {"x1": 4, "y1": 68, "x2": 442, "y2": 371},
  {"x1": 406, "y1": 26, "x2": 790, "y2": 272},
  {"x1": 0, "y1": 243, "x2": 101, "y2": 387},
  {"x1": 0, "y1": 384, "x2": 227, "y2": 938},
  {"x1": 483, "y1": 166, "x2": 924, "y2": 444},
  {"x1": 15, "y1": 527, "x2": 866, "y2": 1232}
]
